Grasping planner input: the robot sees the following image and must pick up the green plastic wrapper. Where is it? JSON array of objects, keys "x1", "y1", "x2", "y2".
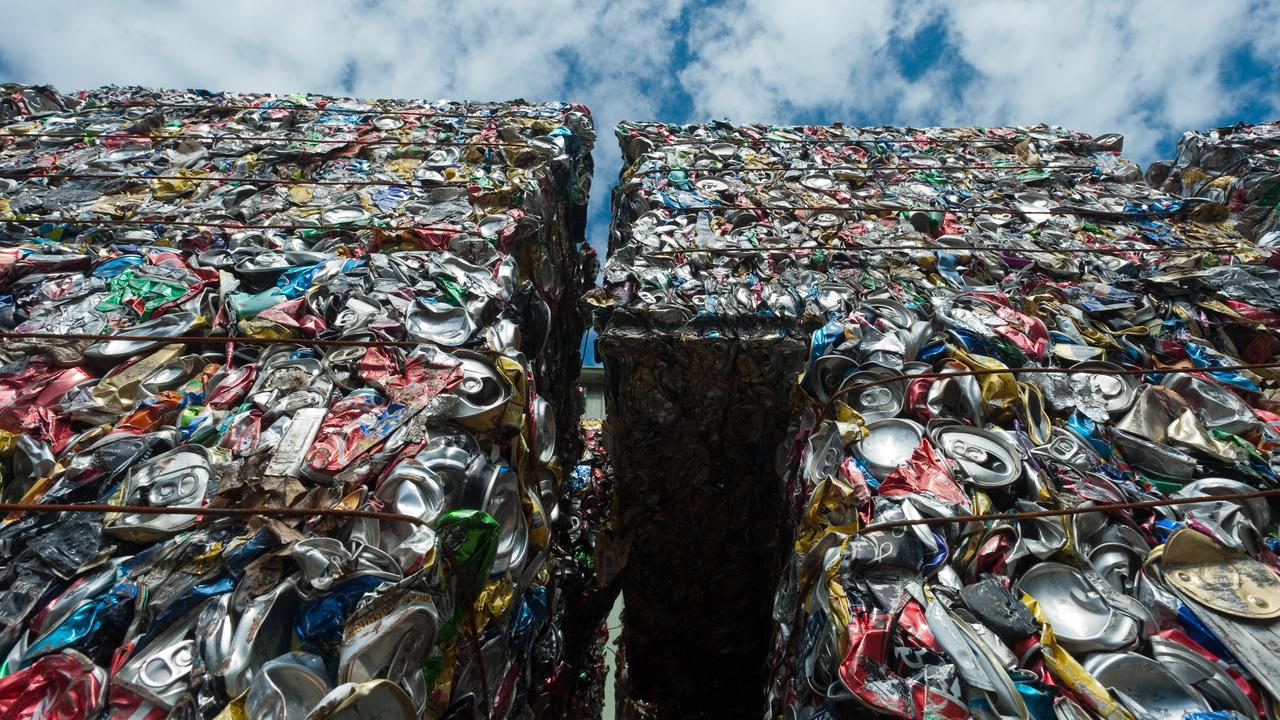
[{"x1": 437, "y1": 509, "x2": 499, "y2": 608}]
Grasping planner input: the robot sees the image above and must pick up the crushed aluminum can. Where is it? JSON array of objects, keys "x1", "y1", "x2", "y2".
[
  {"x1": 1082, "y1": 652, "x2": 1210, "y2": 720},
  {"x1": 245, "y1": 651, "x2": 331, "y2": 720},
  {"x1": 1019, "y1": 561, "x2": 1141, "y2": 653},
  {"x1": 104, "y1": 444, "x2": 213, "y2": 540},
  {"x1": 338, "y1": 594, "x2": 439, "y2": 714}
]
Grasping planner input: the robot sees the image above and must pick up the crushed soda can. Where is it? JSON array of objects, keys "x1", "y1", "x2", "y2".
[{"x1": 0, "y1": 84, "x2": 597, "y2": 719}]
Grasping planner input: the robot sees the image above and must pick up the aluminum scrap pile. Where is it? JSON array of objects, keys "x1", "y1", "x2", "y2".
[
  {"x1": 1149, "y1": 121, "x2": 1280, "y2": 245},
  {"x1": 755, "y1": 125, "x2": 1280, "y2": 720},
  {"x1": 0, "y1": 84, "x2": 595, "y2": 719}
]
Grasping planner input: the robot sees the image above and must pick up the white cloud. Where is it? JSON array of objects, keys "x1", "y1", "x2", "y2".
[
  {"x1": 679, "y1": 0, "x2": 910, "y2": 123},
  {"x1": 678, "y1": 0, "x2": 1280, "y2": 164},
  {"x1": 934, "y1": 0, "x2": 1280, "y2": 161}
]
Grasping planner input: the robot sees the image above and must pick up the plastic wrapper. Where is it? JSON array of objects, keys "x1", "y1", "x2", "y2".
[
  {"x1": 0, "y1": 84, "x2": 595, "y2": 719},
  {"x1": 753, "y1": 123, "x2": 1280, "y2": 720}
]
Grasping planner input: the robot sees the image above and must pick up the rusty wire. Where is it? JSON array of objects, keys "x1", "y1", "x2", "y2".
[
  {"x1": 0, "y1": 206, "x2": 1196, "y2": 231},
  {"x1": 0, "y1": 216, "x2": 471, "y2": 233},
  {"x1": 818, "y1": 362, "x2": 1280, "y2": 422},
  {"x1": 0, "y1": 166, "x2": 1093, "y2": 187},
  {"x1": 634, "y1": 134, "x2": 1107, "y2": 148},
  {"x1": 853, "y1": 486, "x2": 1280, "y2": 536},
  {"x1": 0, "y1": 330, "x2": 497, "y2": 354},
  {"x1": 642, "y1": 242, "x2": 1238, "y2": 257},
  {"x1": 0, "y1": 501, "x2": 428, "y2": 526},
  {"x1": 8, "y1": 101, "x2": 566, "y2": 120},
  {"x1": 631, "y1": 163, "x2": 1097, "y2": 175},
  {"x1": 649, "y1": 202, "x2": 1190, "y2": 218}
]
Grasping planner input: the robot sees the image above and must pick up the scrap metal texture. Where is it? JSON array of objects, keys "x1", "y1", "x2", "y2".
[
  {"x1": 595, "y1": 118, "x2": 1279, "y2": 719},
  {"x1": 0, "y1": 84, "x2": 596, "y2": 719}
]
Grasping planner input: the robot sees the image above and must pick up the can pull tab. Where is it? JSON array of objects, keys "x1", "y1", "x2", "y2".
[
  {"x1": 860, "y1": 387, "x2": 893, "y2": 407},
  {"x1": 949, "y1": 439, "x2": 1009, "y2": 474},
  {"x1": 138, "y1": 640, "x2": 196, "y2": 689}
]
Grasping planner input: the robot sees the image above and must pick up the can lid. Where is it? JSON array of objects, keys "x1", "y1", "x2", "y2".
[
  {"x1": 853, "y1": 418, "x2": 923, "y2": 476},
  {"x1": 1164, "y1": 528, "x2": 1280, "y2": 619},
  {"x1": 933, "y1": 425, "x2": 1021, "y2": 488},
  {"x1": 1020, "y1": 562, "x2": 1139, "y2": 652},
  {"x1": 1072, "y1": 361, "x2": 1139, "y2": 414},
  {"x1": 841, "y1": 370, "x2": 905, "y2": 422}
]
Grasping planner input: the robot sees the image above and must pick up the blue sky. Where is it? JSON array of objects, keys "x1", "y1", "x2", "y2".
[{"x1": 2, "y1": 0, "x2": 1278, "y2": 259}]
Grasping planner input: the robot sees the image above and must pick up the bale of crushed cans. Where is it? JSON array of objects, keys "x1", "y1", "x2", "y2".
[
  {"x1": 757, "y1": 124, "x2": 1280, "y2": 720},
  {"x1": 0, "y1": 84, "x2": 596, "y2": 719},
  {"x1": 591, "y1": 121, "x2": 829, "y2": 717},
  {"x1": 1149, "y1": 121, "x2": 1280, "y2": 245}
]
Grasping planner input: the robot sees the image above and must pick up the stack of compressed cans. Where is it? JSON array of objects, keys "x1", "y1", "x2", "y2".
[
  {"x1": 1149, "y1": 121, "x2": 1280, "y2": 246},
  {"x1": 592, "y1": 121, "x2": 823, "y2": 717},
  {"x1": 0, "y1": 84, "x2": 595, "y2": 719},
  {"x1": 749, "y1": 124, "x2": 1280, "y2": 720}
]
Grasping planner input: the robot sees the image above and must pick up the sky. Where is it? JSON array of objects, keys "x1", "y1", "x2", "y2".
[{"x1": 1, "y1": 0, "x2": 1278, "y2": 258}]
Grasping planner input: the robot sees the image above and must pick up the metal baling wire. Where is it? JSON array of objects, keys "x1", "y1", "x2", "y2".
[
  {"x1": 1, "y1": 203, "x2": 1212, "y2": 233},
  {"x1": 629, "y1": 164, "x2": 1100, "y2": 174},
  {"x1": 110, "y1": 102, "x2": 578, "y2": 119},
  {"x1": 804, "y1": 362, "x2": 1280, "y2": 533},
  {"x1": 0, "y1": 332, "x2": 508, "y2": 356},
  {"x1": 0, "y1": 206, "x2": 1182, "y2": 235},
  {"x1": 0, "y1": 165, "x2": 1096, "y2": 186},
  {"x1": 817, "y1": 362, "x2": 1280, "y2": 420},
  {"x1": 851, "y1": 487, "x2": 1280, "y2": 536},
  {"x1": 641, "y1": 243, "x2": 1240, "y2": 256},
  {"x1": 0, "y1": 217, "x2": 475, "y2": 232},
  {"x1": 627, "y1": 133, "x2": 1100, "y2": 147},
  {"x1": 0, "y1": 502, "x2": 429, "y2": 527},
  {"x1": 654, "y1": 202, "x2": 1197, "y2": 218}
]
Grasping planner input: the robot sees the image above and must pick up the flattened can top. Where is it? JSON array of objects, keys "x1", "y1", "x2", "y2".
[
  {"x1": 1162, "y1": 528, "x2": 1280, "y2": 620},
  {"x1": 1019, "y1": 561, "x2": 1139, "y2": 653},
  {"x1": 853, "y1": 418, "x2": 923, "y2": 478},
  {"x1": 1071, "y1": 361, "x2": 1139, "y2": 415},
  {"x1": 932, "y1": 425, "x2": 1021, "y2": 488}
]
